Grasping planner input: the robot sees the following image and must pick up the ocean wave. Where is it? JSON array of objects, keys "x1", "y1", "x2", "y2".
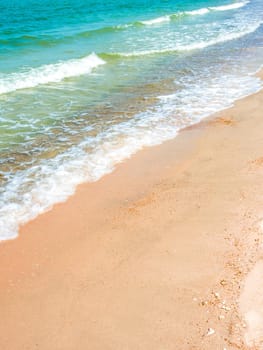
[
  {"x1": 0, "y1": 2, "x2": 249, "y2": 48},
  {"x1": 0, "y1": 25, "x2": 133, "y2": 49},
  {"x1": 0, "y1": 72, "x2": 261, "y2": 240},
  {"x1": 75, "y1": 23, "x2": 137, "y2": 38},
  {"x1": 110, "y1": 22, "x2": 261, "y2": 57},
  {"x1": 140, "y1": 1, "x2": 249, "y2": 26},
  {"x1": 209, "y1": 1, "x2": 249, "y2": 12},
  {"x1": 185, "y1": 8, "x2": 210, "y2": 16},
  {"x1": 140, "y1": 15, "x2": 171, "y2": 25},
  {"x1": 0, "y1": 53, "x2": 105, "y2": 94},
  {"x1": 0, "y1": 34, "x2": 66, "y2": 48}
]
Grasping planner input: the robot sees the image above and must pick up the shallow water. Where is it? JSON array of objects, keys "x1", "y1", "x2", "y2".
[{"x1": 0, "y1": 0, "x2": 262, "y2": 240}]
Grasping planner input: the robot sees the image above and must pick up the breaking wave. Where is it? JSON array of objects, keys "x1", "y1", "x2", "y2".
[
  {"x1": 0, "y1": 53, "x2": 105, "y2": 94},
  {"x1": 140, "y1": 1, "x2": 249, "y2": 25}
]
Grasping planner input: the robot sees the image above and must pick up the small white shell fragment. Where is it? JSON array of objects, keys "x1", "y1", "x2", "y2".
[
  {"x1": 206, "y1": 328, "x2": 215, "y2": 336},
  {"x1": 222, "y1": 305, "x2": 231, "y2": 311},
  {"x1": 219, "y1": 303, "x2": 231, "y2": 311}
]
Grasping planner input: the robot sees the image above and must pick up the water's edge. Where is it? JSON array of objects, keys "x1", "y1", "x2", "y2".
[{"x1": 1, "y1": 71, "x2": 261, "y2": 242}]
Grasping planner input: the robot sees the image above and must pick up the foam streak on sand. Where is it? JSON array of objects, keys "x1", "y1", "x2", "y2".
[
  {"x1": 0, "y1": 53, "x2": 105, "y2": 94},
  {"x1": 240, "y1": 260, "x2": 263, "y2": 348}
]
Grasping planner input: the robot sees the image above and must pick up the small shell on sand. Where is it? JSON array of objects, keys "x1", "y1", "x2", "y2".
[{"x1": 206, "y1": 328, "x2": 215, "y2": 336}]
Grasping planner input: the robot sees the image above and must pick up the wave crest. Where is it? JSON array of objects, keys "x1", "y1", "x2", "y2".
[
  {"x1": 111, "y1": 22, "x2": 261, "y2": 57},
  {"x1": 210, "y1": 1, "x2": 249, "y2": 11},
  {"x1": 0, "y1": 53, "x2": 105, "y2": 95},
  {"x1": 140, "y1": 15, "x2": 171, "y2": 25},
  {"x1": 140, "y1": 1, "x2": 249, "y2": 26}
]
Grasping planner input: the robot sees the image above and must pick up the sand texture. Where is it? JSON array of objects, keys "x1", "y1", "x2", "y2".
[{"x1": 0, "y1": 74, "x2": 263, "y2": 349}]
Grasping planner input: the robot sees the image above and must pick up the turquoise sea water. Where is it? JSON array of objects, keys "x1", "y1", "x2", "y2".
[{"x1": 0, "y1": 0, "x2": 262, "y2": 240}]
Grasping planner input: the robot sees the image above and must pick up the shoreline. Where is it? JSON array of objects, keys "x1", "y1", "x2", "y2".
[
  {"x1": 1, "y1": 72, "x2": 262, "y2": 243},
  {"x1": 0, "y1": 72, "x2": 263, "y2": 349}
]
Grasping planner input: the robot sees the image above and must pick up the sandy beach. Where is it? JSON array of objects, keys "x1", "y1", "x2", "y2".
[{"x1": 0, "y1": 72, "x2": 263, "y2": 349}]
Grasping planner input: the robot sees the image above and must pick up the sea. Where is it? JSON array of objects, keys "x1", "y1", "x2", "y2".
[{"x1": 0, "y1": 0, "x2": 262, "y2": 240}]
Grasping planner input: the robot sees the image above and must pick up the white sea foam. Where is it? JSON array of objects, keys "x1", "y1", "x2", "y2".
[
  {"x1": 210, "y1": 1, "x2": 249, "y2": 12},
  {"x1": 140, "y1": 15, "x2": 171, "y2": 25},
  {"x1": 0, "y1": 53, "x2": 105, "y2": 95},
  {"x1": 140, "y1": 1, "x2": 249, "y2": 26},
  {"x1": 0, "y1": 72, "x2": 261, "y2": 240},
  {"x1": 117, "y1": 21, "x2": 261, "y2": 57},
  {"x1": 186, "y1": 8, "x2": 210, "y2": 16}
]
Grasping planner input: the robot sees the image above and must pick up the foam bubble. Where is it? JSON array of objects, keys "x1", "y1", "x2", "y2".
[{"x1": 0, "y1": 53, "x2": 105, "y2": 95}]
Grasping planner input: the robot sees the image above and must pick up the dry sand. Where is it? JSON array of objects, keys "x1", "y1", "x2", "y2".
[{"x1": 0, "y1": 73, "x2": 263, "y2": 349}]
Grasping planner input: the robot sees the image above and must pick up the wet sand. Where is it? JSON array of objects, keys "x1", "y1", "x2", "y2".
[{"x1": 0, "y1": 73, "x2": 263, "y2": 349}]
